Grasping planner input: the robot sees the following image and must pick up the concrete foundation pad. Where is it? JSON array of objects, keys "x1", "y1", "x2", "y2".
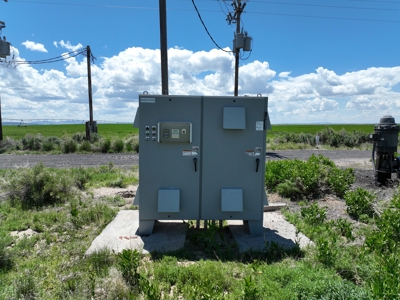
[
  {"x1": 227, "y1": 211, "x2": 313, "y2": 252},
  {"x1": 85, "y1": 210, "x2": 187, "y2": 255},
  {"x1": 86, "y1": 210, "x2": 313, "y2": 255}
]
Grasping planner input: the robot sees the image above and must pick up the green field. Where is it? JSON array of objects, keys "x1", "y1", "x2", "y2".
[
  {"x1": 1, "y1": 124, "x2": 139, "y2": 140},
  {"x1": 1, "y1": 123, "x2": 374, "y2": 140}
]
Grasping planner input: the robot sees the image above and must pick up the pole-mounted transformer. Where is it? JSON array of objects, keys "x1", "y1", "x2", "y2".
[
  {"x1": 233, "y1": 31, "x2": 252, "y2": 52},
  {"x1": 0, "y1": 20, "x2": 10, "y2": 59}
]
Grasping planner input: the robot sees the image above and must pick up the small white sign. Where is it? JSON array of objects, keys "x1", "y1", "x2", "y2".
[
  {"x1": 140, "y1": 98, "x2": 155, "y2": 103},
  {"x1": 256, "y1": 121, "x2": 264, "y2": 131},
  {"x1": 192, "y1": 146, "x2": 199, "y2": 156}
]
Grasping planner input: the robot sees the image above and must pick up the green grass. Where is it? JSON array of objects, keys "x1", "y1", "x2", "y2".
[
  {"x1": 2, "y1": 124, "x2": 139, "y2": 140},
  {"x1": 0, "y1": 158, "x2": 399, "y2": 298}
]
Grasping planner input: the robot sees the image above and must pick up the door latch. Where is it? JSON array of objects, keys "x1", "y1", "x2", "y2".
[{"x1": 193, "y1": 158, "x2": 198, "y2": 172}]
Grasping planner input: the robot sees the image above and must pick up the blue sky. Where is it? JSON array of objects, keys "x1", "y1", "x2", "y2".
[{"x1": 1, "y1": 0, "x2": 400, "y2": 124}]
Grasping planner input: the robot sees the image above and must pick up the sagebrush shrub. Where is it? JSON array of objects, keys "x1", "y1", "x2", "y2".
[
  {"x1": 42, "y1": 136, "x2": 62, "y2": 152},
  {"x1": 108, "y1": 177, "x2": 125, "y2": 188},
  {"x1": 63, "y1": 138, "x2": 77, "y2": 153},
  {"x1": 90, "y1": 132, "x2": 101, "y2": 143},
  {"x1": 112, "y1": 139, "x2": 124, "y2": 153},
  {"x1": 72, "y1": 167, "x2": 91, "y2": 190},
  {"x1": 0, "y1": 137, "x2": 19, "y2": 153},
  {"x1": 41, "y1": 140, "x2": 54, "y2": 151},
  {"x1": 274, "y1": 127, "x2": 371, "y2": 148},
  {"x1": 317, "y1": 127, "x2": 370, "y2": 148},
  {"x1": 3, "y1": 163, "x2": 75, "y2": 208},
  {"x1": 46, "y1": 136, "x2": 63, "y2": 146},
  {"x1": 72, "y1": 132, "x2": 86, "y2": 143},
  {"x1": 70, "y1": 202, "x2": 116, "y2": 228},
  {"x1": 101, "y1": 139, "x2": 111, "y2": 153},
  {"x1": 79, "y1": 140, "x2": 92, "y2": 152},
  {"x1": 21, "y1": 134, "x2": 44, "y2": 151},
  {"x1": 125, "y1": 135, "x2": 139, "y2": 153}
]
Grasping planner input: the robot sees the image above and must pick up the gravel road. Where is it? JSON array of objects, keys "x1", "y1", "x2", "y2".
[{"x1": 0, "y1": 150, "x2": 372, "y2": 169}]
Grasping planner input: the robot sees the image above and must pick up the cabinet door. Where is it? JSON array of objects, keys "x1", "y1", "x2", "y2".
[
  {"x1": 138, "y1": 95, "x2": 202, "y2": 221},
  {"x1": 201, "y1": 96, "x2": 267, "y2": 221}
]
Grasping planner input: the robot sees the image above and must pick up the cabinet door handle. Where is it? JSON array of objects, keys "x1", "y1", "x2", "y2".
[
  {"x1": 193, "y1": 158, "x2": 198, "y2": 172},
  {"x1": 255, "y1": 158, "x2": 260, "y2": 172}
]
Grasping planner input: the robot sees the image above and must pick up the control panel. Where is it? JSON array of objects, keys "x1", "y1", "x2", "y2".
[
  {"x1": 158, "y1": 122, "x2": 192, "y2": 143},
  {"x1": 144, "y1": 125, "x2": 158, "y2": 141}
]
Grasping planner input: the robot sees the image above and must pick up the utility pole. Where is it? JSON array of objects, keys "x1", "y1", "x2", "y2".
[
  {"x1": 159, "y1": 0, "x2": 169, "y2": 95},
  {"x1": 227, "y1": 0, "x2": 251, "y2": 97},
  {"x1": 233, "y1": 0, "x2": 245, "y2": 96},
  {"x1": 1, "y1": 0, "x2": 8, "y2": 141},
  {"x1": 86, "y1": 45, "x2": 94, "y2": 140}
]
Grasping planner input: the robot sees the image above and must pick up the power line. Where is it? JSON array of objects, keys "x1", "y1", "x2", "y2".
[
  {"x1": 8, "y1": 0, "x2": 400, "y2": 23},
  {"x1": 191, "y1": 0, "x2": 232, "y2": 52},
  {"x1": 12, "y1": 0, "x2": 159, "y2": 10},
  {"x1": 13, "y1": 48, "x2": 86, "y2": 65},
  {"x1": 249, "y1": 0, "x2": 400, "y2": 12},
  {"x1": 350, "y1": 0, "x2": 400, "y2": 3},
  {"x1": 1, "y1": 48, "x2": 88, "y2": 68},
  {"x1": 246, "y1": 10, "x2": 400, "y2": 23}
]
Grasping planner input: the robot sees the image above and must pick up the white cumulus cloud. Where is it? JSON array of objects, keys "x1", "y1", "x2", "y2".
[
  {"x1": 54, "y1": 40, "x2": 83, "y2": 52},
  {"x1": 21, "y1": 40, "x2": 48, "y2": 52},
  {"x1": 1, "y1": 45, "x2": 400, "y2": 124},
  {"x1": 278, "y1": 71, "x2": 291, "y2": 78}
]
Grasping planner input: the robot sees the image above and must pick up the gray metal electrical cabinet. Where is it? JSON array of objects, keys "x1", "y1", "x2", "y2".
[{"x1": 134, "y1": 94, "x2": 270, "y2": 236}]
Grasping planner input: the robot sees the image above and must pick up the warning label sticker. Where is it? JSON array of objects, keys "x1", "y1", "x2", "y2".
[
  {"x1": 256, "y1": 121, "x2": 264, "y2": 131},
  {"x1": 183, "y1": 150, "x2": 192, "y2": 156}
]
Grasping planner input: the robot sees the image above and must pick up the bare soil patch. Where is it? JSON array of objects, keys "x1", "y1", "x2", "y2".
[{"x1": 91, "y1": 185, "x2": 138, "y2": 209}]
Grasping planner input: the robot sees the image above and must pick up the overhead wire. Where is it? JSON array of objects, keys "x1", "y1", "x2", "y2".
[
  {"x1": 14, "y1": 48, "x2": 85, "y2": 65},
  {"x1": 247, "y1": 0, "x2": 400, "y2": 12},
  {"x1": 13, "y1": 49, "x2": 86, "y2": 65},
  {"x1": 349, "y1": 0, "x2": 400, "y2": 3},
  {"x1": 1, "y1": 48, "x2": 90, "y2": 68},
  {"x1": 191, "y1": 0, "x2": 232, "y2": 52},
  {"x1": 8, "y1": 0, "x2": 400, "y2": 23},
  {"x1": 246, "y1": 10, "x2": 400, "y2": 23}
]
